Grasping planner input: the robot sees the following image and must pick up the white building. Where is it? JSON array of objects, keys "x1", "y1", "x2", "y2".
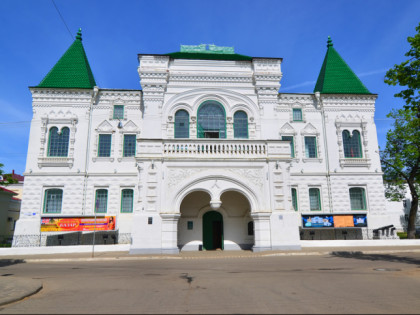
[{"x1": 13, "y1": 31, "x2": 399, "y2": 252}]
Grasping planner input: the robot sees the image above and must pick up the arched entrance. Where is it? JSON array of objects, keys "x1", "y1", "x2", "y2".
[{"x1": 202, "y1": 211, "x2": 223, "y2": 250}]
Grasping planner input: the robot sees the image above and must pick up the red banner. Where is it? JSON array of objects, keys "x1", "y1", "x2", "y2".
[{"x1": 41, "y1": 217, "x2": 116, "y2": 232}]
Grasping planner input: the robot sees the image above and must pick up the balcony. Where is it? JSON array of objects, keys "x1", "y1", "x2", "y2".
[{"x1": 137, "y1": 139, "x2": 291, "y2": 160}]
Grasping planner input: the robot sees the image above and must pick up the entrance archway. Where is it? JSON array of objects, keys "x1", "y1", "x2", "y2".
[{"x1": 203, "y1": 211, "x2": 223, "y2": 250}]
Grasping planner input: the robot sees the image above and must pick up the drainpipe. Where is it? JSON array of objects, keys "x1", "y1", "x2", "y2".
[
  {"x1": 81, "y1": 86, "x2": 99, "y2": 215},
  {"x1": 316, "y1": 92, "x2": 333, "y2": 212}
]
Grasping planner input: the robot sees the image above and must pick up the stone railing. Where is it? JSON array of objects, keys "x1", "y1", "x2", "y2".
[
  {"x1": 339, "y1": 158, "x2": 370, "y2": 168},
  {"x1": 137, "y1": 139, "x2": 291, "y2": 160}
]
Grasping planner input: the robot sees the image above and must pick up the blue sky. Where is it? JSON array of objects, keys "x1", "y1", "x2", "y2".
[{"x1": 1, "y1": 0, "x2": 419, "y2": 174}]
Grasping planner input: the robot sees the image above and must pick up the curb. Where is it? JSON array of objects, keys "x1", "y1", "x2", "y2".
[{"x1": 0, "y1": 278, "x2": 43, "y2": 307}]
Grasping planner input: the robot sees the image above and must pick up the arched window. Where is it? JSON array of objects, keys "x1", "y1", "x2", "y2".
[
  {"x1": 349, "y1": 187, "x2": 367, "y2": 210},
  {"x1": 234, "y1": 111, "x2": 248, "y2": 138},
  {"x1": 174, "y1": 110, "x2": 189, "y2": 138},
  {"x1": 343, "y1": 130, "x2": 362, "y2": 158},
  {"x1": 48, "y1": 127, "x2": 70, "y2": 157},
  {"x1": 197, "y1": 101, "x2": 226, "y2": 138},
  {"x1": 43, "y1": 189, "x2": 63, "y2": 213}
]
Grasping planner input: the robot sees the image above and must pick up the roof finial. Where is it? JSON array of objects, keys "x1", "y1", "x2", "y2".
[
  {"x1": 327, "y1": 36, "x2": 333, "y2": 48},
  {"x1": 76, "y1": 28, "x2": 82, "y2": 41}
]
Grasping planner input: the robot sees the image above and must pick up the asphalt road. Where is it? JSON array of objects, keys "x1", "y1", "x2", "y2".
[{"x1": 0, "y1": 252, "x2": 419, "y2": 314}]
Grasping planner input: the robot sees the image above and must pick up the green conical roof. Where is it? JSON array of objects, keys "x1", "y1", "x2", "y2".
[
  {"x1": 314, "y1": 37, "x2": 370, "y2": 94},
  {"x1": 37, "y1": 29, "x2": 96, "y2": 89}
]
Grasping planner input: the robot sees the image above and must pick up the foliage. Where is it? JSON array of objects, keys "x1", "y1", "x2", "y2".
[
  {"x1": 0, "y1": 163, "x2": 17, "y2": 186},
  {"x1": 384, "y1": 22, "x2": 420, "y2": 113},
  {"x1": 382, "y1": 22, "x2": 420, "y2": 239}
]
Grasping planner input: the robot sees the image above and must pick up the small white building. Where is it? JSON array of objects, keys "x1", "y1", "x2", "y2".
[{"x1": 13, "y1": 31, "x2": 399, "y2": 252}]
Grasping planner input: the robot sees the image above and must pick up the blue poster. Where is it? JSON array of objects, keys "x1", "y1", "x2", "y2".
[
  {"x1": 302, "y1": 215, "x2": 334, "y2": 228},
  {"x1": 353, "y1": 215, "x2": 367, "y2": 227}
]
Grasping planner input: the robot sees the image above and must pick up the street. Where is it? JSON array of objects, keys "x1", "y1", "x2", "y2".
[{"x1": 0, "y1": 251, "x2": 419, "y2": 314}]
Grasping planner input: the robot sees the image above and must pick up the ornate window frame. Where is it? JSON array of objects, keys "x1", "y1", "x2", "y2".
[
  {"x1": 117, "y1": 120, "x2": 140, "y2": 162},
  {"x1": 279, "y1": 123, "x2": 298, "y2": 160},
  {"x1": 42, "y1": 187, "x2": 64, "y2": 214},
  {"x1": 349, "y1": 186, "x2": 368, "y2": 211},
  {"x1": 336, "y1": 118, "x2": 370, "y2": 168},
  {"x1": 289, "y1": 103, "x2": 306, "y2": 123},
  {"x1": 38, "y1": 114, "x2": 77, "y2": 168},
  {"x1": 93, "y1": 121, "x2": 115, "y2": 162},
  {"x1": 109, "y1": 99, "x2": 127, "y2": 121},
  {"x1": 301, "y1": 123, "x2": 322, "y2": 163}
]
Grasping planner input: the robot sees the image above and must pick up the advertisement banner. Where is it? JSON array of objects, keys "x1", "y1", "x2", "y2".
[
  {"x1": 302, "y1": 214, "x2": 367, "y2": 228},
  {"x1": 41, "y1": 216, "x2": 116, "y2": 232}
]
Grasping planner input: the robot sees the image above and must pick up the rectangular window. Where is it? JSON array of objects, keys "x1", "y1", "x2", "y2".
[
  {"x1": 123, "y1": 134, "x2": 136, "y2": 157},
  {"x1": 305, "y1": 136, "x2": 317, "y2": 158},
  {"x1": 95, "y1": 189, "x2": 108, "y2": 213},
  {"x1": 121, "y1": 189, "x2": 134, "y2": 213},
  {"x1": 98, "y1": 134, "x2": 112, "y2": 157},
  {"x1": 293, "y1": 108, "x2": 303, "y2": 121},
  {"x1": 291, "y1": 188, "x2": 298, "y2": 211},
  {"x1": 43, "y1": 189, "x2": 63, "y2": 213},
  {"x1": 113, "y1": 105, "x2": 124, "y2": 119},
  {"x1": 309, "y1": 188, "x2": 321, "y2": 211},
  {"x1": 187, "y1": 221, "x2": 193, "y2": 230},
  {"x1": 282, "y1": 136, "x2": 295, "y2": 158},
  {"x1": 349, "y1": 188, "x2": 367, "y2": 210}
]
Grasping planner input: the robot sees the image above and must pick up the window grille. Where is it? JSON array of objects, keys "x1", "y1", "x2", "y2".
[
  {"x1": 343, "y1": 130, "x2": 362, "y2": 158},
  {"x1": 197, "y1": 101, "x2": 226, "y2": 138},
  {"x1": 123, "y1": 135, "x2": 136, "y2": 157},
  {"x1": 175, "y1": 110, "x2": 189, "y2": 138},
  {"x1": 293, "y1": 108, "x2": 303, "y2": 121},
  {"x1": 233, "y1": 111, "x2": 248, "y2": 138},
  {"x1": 309, "y1": 188, "x2": 321, "y2": 211},
  {"x1": 349, "y1": 187, "x2": 367, "y2": 210},
  {"x1": 305, "y1": 136, "x2": 317, "y2": 158},
  {"x1": 121, "y1": 189, "x2": 134, "y2": 213},
  {"x1": 48, "y1": 127, "x2": 70, "y2": 157},
  {"x1": 95, "y1": 189, "x2": 108, "y2": 213},
  {"x1": 44, "y1": 189, "x2": 63, "y2": 213},
  {"x1": 113, "y1": 105, "x2": 124, "y2": 119},
  {"x1": 98, "y1": 134, "x2": 112, "y2": 157}
]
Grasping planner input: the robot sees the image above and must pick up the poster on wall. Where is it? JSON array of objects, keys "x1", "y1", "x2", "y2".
[
  {"x1": 41, "y1": 216, "x2": 116, "y2": 232},
  {"x1": 302, "y1": 214, "x2": 367, "y2": 228},
  {"x1": 302, "y1": 215, "x2": 334, "y2": 228}
]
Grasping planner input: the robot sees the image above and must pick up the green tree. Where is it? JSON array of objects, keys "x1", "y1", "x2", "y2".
[
  {"x1": 383, "y1": 23, "x2": 420, "y2": 238},
  {"x1": 0, "y1": 163, "x2": 16, "y2": 186}
]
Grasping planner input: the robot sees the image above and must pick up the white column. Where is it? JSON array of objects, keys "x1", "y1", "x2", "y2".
[
  {"x1": 251, "y1": 212, "x2": 272, "y2": 252},
  {"x1": 160, "y1": 213, "x2": 181, "y2": 254}
]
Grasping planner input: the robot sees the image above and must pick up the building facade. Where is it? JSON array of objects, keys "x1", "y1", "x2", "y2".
[{"x1": 13, "y1": 31, "x2": 400, "y2": 252}]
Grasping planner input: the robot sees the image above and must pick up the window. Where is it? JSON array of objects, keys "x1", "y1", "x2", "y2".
[
  {"x1": 282, "y1": 136, "x2": 295, "y2": 158},
  {"x1": 95, "y1": 189, "x2": 108, "y2": 213},
  {"x1": 123, "y1": 135, "x2": 136, "y2": 157},
  {"x1": 48, "y1": 127, "x2": 70, "y2": 157},
  {"x1": 343, "y1": 130, "x2": 362, "y2": 158},
  {"x1": 349, "y1": 187, "x2": 367, "y2": 210},
  {"x1": 121, "y1": 189, "x2": 134, "y2": 213},
  {"x1": 248, "y1": 221, "x2": 254, "y2": 236},
  {"x1": 175, "y1": 110, "x2": 189, "y2": 138},
  {"x1": 98, "y1": 134, "x2": 112, "y2": 157},
  {"x1": 113, "y1": 105, "x2": 124, "y2": 119},
  {"x1": 291, "y1": 188, "x2": 298, "y2": 211},
  {"x1": 197, "y1": 101, "x2": 226, "y2": 138},
  {"x1": 309, "y1": 188, "x2": 321, "y2": 211},
  {"x1": 233, "y1": 111, "x2": 248, "y2": 138},
  {"x1": 43, "y1": 189, "x2": 63, "y2": 213},
  {"x1": 293, "y1": 108, "x2": 303, "y2": 121},
  {"x1": 305, "y1": 136, "x2": 317, "y2": 158},
  {"x1": 187, "y1": 221, "x2": 193, "y2": 230}
]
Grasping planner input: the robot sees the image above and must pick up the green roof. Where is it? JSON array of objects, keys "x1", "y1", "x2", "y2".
[
  {"x1": 314, "y1": 37, "x2": 371, "y2": 94},
  {"x1": 37, "y1": 29, "x2": 96, "y2": 89}
]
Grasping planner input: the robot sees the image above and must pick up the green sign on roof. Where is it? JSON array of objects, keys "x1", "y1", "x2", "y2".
[
  {"x1": 314, "y1": 37, "x2": 371, "y2": 94},
  {"x1": 37, "y1": 29, "x2": 96, "y2": 89},
  {"x1": 168, "y1": 44, "x2": 251, "y2": 61}
]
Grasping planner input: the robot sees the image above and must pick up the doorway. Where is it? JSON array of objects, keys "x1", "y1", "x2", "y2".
[{"x1": 203, "y1": 211, "x2": 223, "y2": 250}]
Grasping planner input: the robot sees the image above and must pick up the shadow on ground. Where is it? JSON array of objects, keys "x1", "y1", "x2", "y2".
[
  {"x1": 0, "y1": 259, "x2": 25, "y2": 268},
  {"x1": 331, "y1": 251, "x2": 420, "y2": 266}
]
